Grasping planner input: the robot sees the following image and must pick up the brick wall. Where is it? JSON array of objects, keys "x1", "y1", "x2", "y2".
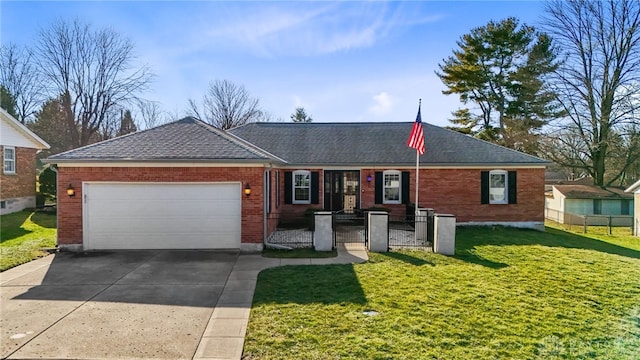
[
  {"x1": 0, "y1": 147, "x2": 37, "y2": 199},
  {"x1": 274, "y1": 168, "x2": 325, "y2": 221},
  {"x1": 56, "y1": 166, "x2": 264, "y2": 246},
  {"x1": 277, "y1": 167, "x2": 545, "y2": 224}
]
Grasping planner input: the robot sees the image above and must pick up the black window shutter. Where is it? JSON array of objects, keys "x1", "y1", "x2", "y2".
[
  {"x1": 374, "y1": 171, "x2": 383, "y2": 204},
  {"x1": 481, "y1": 171, "x2": 489, "y2": 204},
  {"x1": 284, "y1": 171, "x2": 292, "y2": 204},
  {"x1": 311, "y1": 172, "x2": 319, "y2": 204},
  {"x1": 508, "y1": 171, "x2": 517, "y2": 204},
  {"x1": 402, "y1": 171, "x2": 410, "y2": 204}
]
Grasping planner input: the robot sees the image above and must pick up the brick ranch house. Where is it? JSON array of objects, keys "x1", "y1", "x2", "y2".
[
  {"x1": 1, "y1": 108, "x2": 50, "y2": 215},
  {"x1": 46, "y1": 117, "x2": 549, "y2": 252}
]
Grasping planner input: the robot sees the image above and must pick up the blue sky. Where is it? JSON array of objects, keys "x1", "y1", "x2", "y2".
[{"x1": 1, "y1": 1, "x2": 545, "y2": 127}]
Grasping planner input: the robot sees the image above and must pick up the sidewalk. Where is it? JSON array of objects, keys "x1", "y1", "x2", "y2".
[{"x1": 193, "y1": 243, "x2": 368, "y2": 360}]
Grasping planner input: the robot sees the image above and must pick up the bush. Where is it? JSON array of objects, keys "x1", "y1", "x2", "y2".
[
  {"x1": 35, "y1": 192, "x2": 46, "y2": 208},
  {"x1": 38, "y1": 166, "x2": 57, "y2": 201}
]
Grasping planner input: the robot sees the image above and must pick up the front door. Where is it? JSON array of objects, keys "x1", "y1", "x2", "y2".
[{"x1": 324, "y1": 170, "x2": 360, "y2": 212}]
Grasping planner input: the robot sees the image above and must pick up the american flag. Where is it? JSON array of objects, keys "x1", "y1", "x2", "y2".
[{"x1": 407, "y1": 103, "x2": 424, "y2": 154}]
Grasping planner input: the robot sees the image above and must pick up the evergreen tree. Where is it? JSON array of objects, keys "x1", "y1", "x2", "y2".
[
  {"x1": 290, "y1": 107, "x2": 313, "y2": 123},
  {"x1": 117, "y1": 110, "x2": 137, "y2": 136},
  {"x1": 437, "y1": 18, "x2": 561, "y2": 154},
  {"x1": 0, "y1": 85, "x2": 18, "y2": 118},
  {"x1": 28, "y1": 97, "x2": 72, "y2": 158}
]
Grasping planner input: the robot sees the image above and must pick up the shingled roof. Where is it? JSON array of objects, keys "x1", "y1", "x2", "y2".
[
  {"x1": 47, "y1": 117, "x2": 277, "y2": 163},
  {"x1": 553, "y1": 185, "x2": 633, "y2": 199},
  {"x1": 229, "y1": 122, "x2": 549, "y2": 166},
  {"x1": 47, "y1": 119, "x2": 550, "y2": 166}
]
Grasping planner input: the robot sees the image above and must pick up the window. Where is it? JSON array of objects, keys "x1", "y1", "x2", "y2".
[
  {"x1": 621, "y1": 199, "x2": 630, "y2": 215},
  {"x1": 284, "y1": 171, "x2": 319, "y2": 205},
  {"x1": 593, "y1": 199, "x2": 602, "y2": 215},
  {"x1": 293, "y1": 170, "x2": 311, "y2": 204},
  {"x1": 374, "y1": 171, "x2": 409, "y2": 205},
  {"x1": 481, "y1": 170, "x2": 517, "y2": 205},
  {"x1": 489, "y1": 170, "x2": 508, "y2": 204},
  {"x1": 3, "y1": 146, "x2": 15, "y2": 174},
  {"x1": 383, "y1": 170, "x2": 401, "y2": 204}
]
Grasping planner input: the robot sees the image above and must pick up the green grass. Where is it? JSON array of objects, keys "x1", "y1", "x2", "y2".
[
  {"x1": 263, "y1": 248, "x2": 337, "y2": 258},
  {"x1": 244, "y1": 226, "x2": 640, "y2": 359},
  {"x1": 547, "y1": 219, "x2": 634, "y2": 237},
  {"x1": 1, "y1": 210, "x2": 57, "y2": 271}
]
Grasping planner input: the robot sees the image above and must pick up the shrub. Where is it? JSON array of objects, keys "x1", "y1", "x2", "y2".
[{"x1": 38, "y1": 166, "x2": 57, "y2": 202}]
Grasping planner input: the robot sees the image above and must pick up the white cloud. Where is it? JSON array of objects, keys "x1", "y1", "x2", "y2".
[
  {"x1": 292, "y1": 95, "x2": 307, "y2": 109},
  {"x1": 369, "y1": 92, "x2": 393, "y2": 115},
  {"x1": 199, "y1": 2, "x2": 442, "y2": 58}
]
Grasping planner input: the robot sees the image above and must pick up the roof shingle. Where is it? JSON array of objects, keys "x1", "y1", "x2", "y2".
[
  {"x1": 47, "y1": 119, "x2": 551, "y2": 166},
  {"x1": 553, "y1": 185, "x2": 633, "y2": 199},
  {"x1": 47, "y1": 118, "x2": 274, "y2": 162},
  {"x1": 229, "y1": 122, "x2": 549, "y2": 166}
]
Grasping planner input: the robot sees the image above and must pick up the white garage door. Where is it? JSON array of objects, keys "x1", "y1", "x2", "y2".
[{"x1": 83, "y1": 182, "x2": 241, "y2": 250}]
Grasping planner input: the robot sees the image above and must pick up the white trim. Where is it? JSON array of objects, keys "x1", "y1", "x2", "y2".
[
  {"x1": 488, "y1": 169, "x2": 508, "y2": 204},
  {"x1": 292, "y1": 170, "x2": 311, "y2": 204},
  {"x1": 3, "y1": 146, "x2": 16, "y2": 174},
  {"x1": 53, "y1": 162, "x2": 548, "y2": 170},
  {"x1": 81, "y1": 180, "x2": 242, "y2": 185},
  {"x1": 276, "y1": 165, "x2": 548, "y2": 170},
  {"x1": 382, "y1": 170, "x2": 402, "y2": 205},
  {"x1": 311, "y1": 166, "x2": 366, "y2": 171},
  {"x1": 626, "y1": 179, "x2": 640, "y2": 193},
  {"x1": 0, "y1": 107, "x2": 50, "y2": 149},
  {"x1": 56, "y1": 162, "x2": 269, "y2": 168}
]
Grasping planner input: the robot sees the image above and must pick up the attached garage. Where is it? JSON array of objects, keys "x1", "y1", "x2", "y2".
[{"x1": 83, "y1": 182, "x2": 241, "y2": 250}]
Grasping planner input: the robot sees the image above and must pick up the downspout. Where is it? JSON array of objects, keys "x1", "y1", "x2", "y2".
[
  {"x1": 50, "y1": 164, "x2": 59, "y2": 249},
  {"x1": 263, "y1": 165, "x2": 292, "y2": 250}
]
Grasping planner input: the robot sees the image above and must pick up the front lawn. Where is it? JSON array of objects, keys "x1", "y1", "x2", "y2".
[
  {"x1": 244, "y1": 226, "x2": 640, "y2": 359},
  {"x1": 1, "y1": 210, "x2": 57, "y2": 271}
]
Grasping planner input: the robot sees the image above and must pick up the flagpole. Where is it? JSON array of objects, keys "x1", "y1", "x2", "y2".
[
  {"x1": 407, "y1": 98, "x2": 424, "y2": 246},
  {"x1": 414, "y1": 99, "x2": 421, "y2": 245},
  {"x1": 414, "y1": 147, "x2": 419, "y2": 245}
]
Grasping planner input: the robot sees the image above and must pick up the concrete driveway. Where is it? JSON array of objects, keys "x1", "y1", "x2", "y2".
[
  {"x1": 0, "y1": 250, "x2": 244, "y2": 360},
  {"x1": 1, "y1": 246, "x2": 368, "y2": 360}
]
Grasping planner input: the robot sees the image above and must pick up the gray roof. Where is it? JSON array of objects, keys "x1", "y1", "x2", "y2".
[
  {"x1": 47, "y1": 117, "x2": 275, "y2": 163},
  {"x1": 46, "y1": 118, "x2": 550, "y2": 166},
  {"x1": 229, "y1": 122, "x2": 549, "y2": 166},
  {"x1": 553, "y1": 185, "x2": 633, "y2": 200}
]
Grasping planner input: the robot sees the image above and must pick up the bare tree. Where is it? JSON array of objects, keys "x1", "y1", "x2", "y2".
[
  {"x1": 0, "y1": 44, "x2": 42, "y2": 123},
  {"x1": 542, "y1": 0, "x2": 640, "y2": 186},
  {"x1": 134, "y1": 99, "x2": 169, "y2": 130},
  {"x1": 189, "y1": 79, "x2": 262, "y2": 130},
  {"x1": 35, "y1": 19, "x2": 152, "y2": 147}
]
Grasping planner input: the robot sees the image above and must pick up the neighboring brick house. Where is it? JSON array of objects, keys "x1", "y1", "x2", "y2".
[
  {"x1": 1, "y1": 108, "x2": 50, "y2": 215},
  {"x1": 46, "y1": 117, "x2": 549, "y2": 252},
  {"x1": 626, "y1": 180, "x2": 640, "y2": 236}
]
